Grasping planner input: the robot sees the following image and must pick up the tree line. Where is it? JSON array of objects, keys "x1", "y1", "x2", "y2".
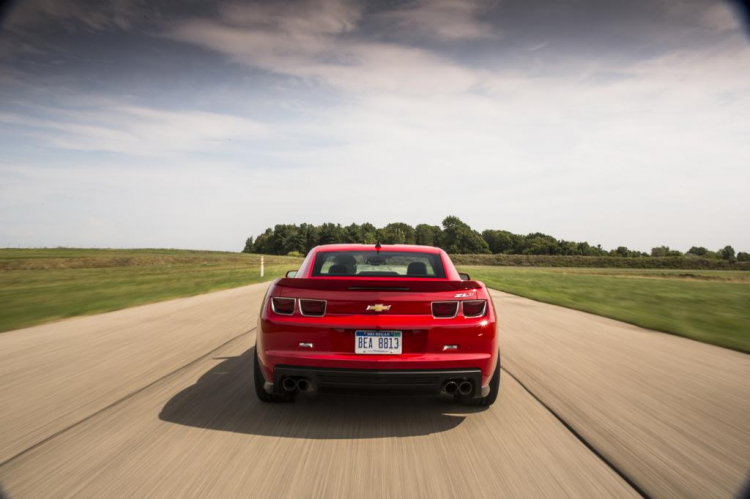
[{"x1": 242, "y1": 216, "x2": 747, "y2": 261}]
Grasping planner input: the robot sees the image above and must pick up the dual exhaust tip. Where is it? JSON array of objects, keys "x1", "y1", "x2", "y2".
[
  {"x1": 284, "y1": 376, "x2": 471, "y2": 395},
  {"x1": 282, "y1": 377, "x2": 311, "y2": 392},
  {"x1": 444, "y1": 380, "x2": 473, "y2": 396}
]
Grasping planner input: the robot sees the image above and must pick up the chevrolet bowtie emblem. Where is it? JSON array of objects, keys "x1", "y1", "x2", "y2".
[{"x1": 366, "y1": 304, "x2": 391, "y2": 312}]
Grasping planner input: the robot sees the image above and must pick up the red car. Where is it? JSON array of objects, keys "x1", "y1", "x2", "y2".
[{"x1": 254, "y1": 243, "x2": 500, "y2": 406}]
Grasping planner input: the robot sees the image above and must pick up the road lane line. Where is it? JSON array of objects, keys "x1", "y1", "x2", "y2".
[{"x1": 501, "y1": 366, "x2": 649, "y2": 499}]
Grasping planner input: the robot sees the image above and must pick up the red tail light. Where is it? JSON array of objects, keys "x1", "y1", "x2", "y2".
[
  {"x1": 300, "y1": 299, "x2": 326, "y2": 317},
  {"x1": 432, "y1": 301, "x2": 459, "y2": 318},
  {"x1": 462, "y1": 300, "x2": 487, "y2": 318},
  {"x1": 271, "y1": 297, "x2": 295, "y2": 315}
]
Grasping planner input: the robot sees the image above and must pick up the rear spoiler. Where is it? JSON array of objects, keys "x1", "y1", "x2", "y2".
[{"x1": 274, "y1": 278, "x2": 481, "y2": 292}]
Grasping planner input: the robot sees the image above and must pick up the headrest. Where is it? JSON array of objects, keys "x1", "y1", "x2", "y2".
[
  {"x1": 328, "y1": 264, "x2": 349, "y2": 274},
  {"x1": 406, "y1": 262, "x2": 428, "y2": 275}
]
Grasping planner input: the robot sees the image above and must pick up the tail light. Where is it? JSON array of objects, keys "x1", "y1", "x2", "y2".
[
  {"x1": 271, "y1": 297, "x2": 295, "y2": 315},
  {"x1": 300, "y1": 299, "x2": 326, "y2": 317},
  {"x1": 462, "y1": 300, "x2": 487, "y2": 318},
  {"x1": 432, "y1": 301, "x2": 459, "y2": 318}
]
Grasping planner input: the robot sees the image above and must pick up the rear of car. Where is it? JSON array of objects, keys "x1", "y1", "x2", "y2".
[{"x1": 254, "y1": 244, "x2": 500, "y2": 406}]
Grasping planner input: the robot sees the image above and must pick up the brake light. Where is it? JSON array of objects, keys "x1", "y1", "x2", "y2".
[
  {"x1": 432, "y1": 301, "x2": 459, "y2": 318},
  {"x1": 462, "y1": 300, "x2": 487, "y2": 318},
  {"x1": 271, "y1": 297, "x2": 295, "y2": 315},
  {"x1": 300, "y1": 299, "x2": 326, "y2": 317}
]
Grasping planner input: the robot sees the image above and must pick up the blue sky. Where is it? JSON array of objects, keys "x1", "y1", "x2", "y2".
[{"x1": 0, "y1": 0, "x2": 748, "y2": 252}]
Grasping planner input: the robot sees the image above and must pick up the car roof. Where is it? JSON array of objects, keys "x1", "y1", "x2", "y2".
[{"x1": 312, "y1": 244, "x2": 442, "y2": 254}]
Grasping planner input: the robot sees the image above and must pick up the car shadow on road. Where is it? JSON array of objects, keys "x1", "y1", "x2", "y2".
[{"x1": 159, "y1": 347, "x2": 485, "y2": 439}]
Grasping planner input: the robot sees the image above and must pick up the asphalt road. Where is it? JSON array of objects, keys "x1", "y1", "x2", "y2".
[{"x1": 0, "y1": 282, "x2": 748, "y2": 498}]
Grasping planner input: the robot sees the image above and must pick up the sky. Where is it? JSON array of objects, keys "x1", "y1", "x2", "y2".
[{"x1": 0, "y1": 0, "x2": 748, "y2": 253}]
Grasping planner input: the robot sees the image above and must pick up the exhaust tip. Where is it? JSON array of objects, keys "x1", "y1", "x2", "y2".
[
  {"x1": 282, "y1": 377, "x2": 297, "y2": 392},
  {"x1": 458, "y1": 381, "x2": 473, "y2": 396},
  {"x1": 444, "y1": 381, "x2": 458, "y2": 395},
  {"x1": 296, "y1": 378, "x2": 311, "y2": 392}
]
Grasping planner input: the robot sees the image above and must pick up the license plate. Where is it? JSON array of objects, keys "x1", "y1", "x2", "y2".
[{"x1": 355, "y1": 330, "x2": 402, "y2": 355}]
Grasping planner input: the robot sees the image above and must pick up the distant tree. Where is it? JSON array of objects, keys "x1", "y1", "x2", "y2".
[
  {"x1": 360, "y1": 223, "x2": 379, "y2": 244},
  {"x1": 719, "y1": 245, "x2": 736, "y2": 261},
  {"x1": 558, "y1": 240, "x2": 580, "y2": 256},
  {"x1": 242, "y1": 237, "x2": 255, "y2": 253},
  {"x1": 382, "y1": 223, "x2": 416, "y2": 245},
  {"x1": 737, "y1": 252, "x2": 750, "y2": 262},
  {"x1": 432, "y1": 226, "x2": 446, "y2": 248},
  {"x1": 244, "y1": 217, "x2": 715, "y2": 257},
  {"x1": 415, "y1": 224, "x2": 442, "y2": 247},
  {"x1": 612, "y1": 246, "x2": 633, "y2": 258},
  {"x1": 265, "y1": 224, "x2": 294, "y2": 254},
  {"x1": 651, "y1": 246, "x2": 682, "y2": 257},
  {"x1": 441, "y1": 216, "x2": 490, "y2": 254},
  {"x1": 318, "y1": 223, "x2": 345, "y2": 245},
  {"x1": 687, "y1": 246, "x2": 708, "y2": 257},
  {"x1": 575, "y1": 241, "x2": 604, "y2": 256},
  {"x1": 522, "y1": 233, "x2": 561, "y2": 255},
  {"x1": 482, "y1": 230, "x2": 514, "y2": 254},
  {"x1": 299, "y1": 223, "x2": 320, "y2": 253},
  {"x1": 344, "y1": 223, "x2": 363, "y2": 244},
  {"x1": 283, "y1": 229, "x2": 306, "y2": 255},
  {"x1": 253, "y1": 228, "x2": 274, "y2": 254}
]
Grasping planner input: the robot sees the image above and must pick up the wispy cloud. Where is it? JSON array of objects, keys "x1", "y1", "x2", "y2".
[
  {"x1": 701, "y1": 2, "x2": 742, "y2": 32},
  {"x1": 218, "y1": 0, "x2": 364, "y2": 35},
  {"x1": 379, "y1": 0, "x2": 499, "y2": 41},
  {"x1": 0, "y1": 103, "x2": 266, "y2": 156},
  {"x1": 166, "y1": 0, "x2": 483, "y2": 95},
  {"x1": 5, "y1": 0, "x2": 146, "y2": 33}
]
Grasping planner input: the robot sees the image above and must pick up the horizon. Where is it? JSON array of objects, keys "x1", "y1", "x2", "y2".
[
  {"x1": 1, "y1": 0, "x2": 749, "y2": 252},
  {"x1": 1, "y1": 214, "x2": 746, "y2": 255}
]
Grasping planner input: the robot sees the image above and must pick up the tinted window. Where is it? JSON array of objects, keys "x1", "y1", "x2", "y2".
[{"x1": 312, "y1": 251, "x2": 445, "y2": 278}]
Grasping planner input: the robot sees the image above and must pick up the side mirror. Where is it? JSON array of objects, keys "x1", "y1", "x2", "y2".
[
  {"x1": 285, "y1": 270, "x2": 298, "y2": 278},
  {"x1": 458, "y1": 272, "x2": 471, "y2": 281}
]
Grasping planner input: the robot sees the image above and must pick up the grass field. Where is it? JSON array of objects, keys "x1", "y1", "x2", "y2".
[
  {"x1": 0, "y1": 248, "x2": 302, "y2": 333},
  {"x1": 3, "y1": 249, "x2": 748, "y2": 354},
  {"x1": 459, "y1": 266, "x2": 750, "y2": 353}
]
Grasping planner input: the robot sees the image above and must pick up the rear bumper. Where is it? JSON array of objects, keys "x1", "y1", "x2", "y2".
[{"x1": 270, "y1": 366, "x2": 488, "y2": 399}]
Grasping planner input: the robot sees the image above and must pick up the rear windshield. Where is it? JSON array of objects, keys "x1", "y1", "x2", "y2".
[{"x1": 312, "y1": 251, "x2": 445, "y2": 278}]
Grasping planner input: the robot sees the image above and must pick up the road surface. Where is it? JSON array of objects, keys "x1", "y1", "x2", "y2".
[{"x1": 0, "y1": 283, "x2": 748, "y2": 498}]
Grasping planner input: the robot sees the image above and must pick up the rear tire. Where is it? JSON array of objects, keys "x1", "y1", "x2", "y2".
[
  {"x1": 461, "y1": 350, "x2": 500, "y2": 407},
  {"x1": 254, "y1": 348, "x2": 292, "y2": 403}
]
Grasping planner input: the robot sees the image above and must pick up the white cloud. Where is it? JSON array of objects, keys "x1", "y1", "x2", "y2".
[
  {"x1": 166, "y1": 1, "x2": 485, "y2": 95},
  {"x1": 379, "y1": 0, "x2": 499, "y2": 41},
  {"x1": 663, "y1": 0, "x2": 743, "y2": 34},
  {"x1": 0, "y1": 104, "x2": 266, "y2": 156}
]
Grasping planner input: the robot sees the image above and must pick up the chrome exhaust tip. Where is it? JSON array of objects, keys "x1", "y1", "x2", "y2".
[
  {"x1": 282, "y1": 377, "x2": 297, "y2": 392},
  {"x1": 444, "y1": 381, "x2": 458, "y2": 395},
  {"x1": 296, "y1": 378, "x2": 311, "y2": 392},
  {"x1": 458, "y1": 381, "x2": 473, "y2": 396}
]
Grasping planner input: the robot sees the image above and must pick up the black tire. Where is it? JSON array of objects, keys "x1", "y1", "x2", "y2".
[
  {"x1": 461, "y1": 350, "x2": 501, "y2": 407},
  {"x1": 254, "y1": 349, "x2": 292, "y2": 403}
]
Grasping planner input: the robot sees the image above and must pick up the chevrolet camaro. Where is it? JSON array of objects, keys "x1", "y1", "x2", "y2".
[{"x1": 254, "y1": 243, "x2": 500, "y2": 406}]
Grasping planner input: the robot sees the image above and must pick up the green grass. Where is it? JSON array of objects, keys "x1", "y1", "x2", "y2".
[
  {"x1": 0, "y1": 248, "x2": 302, "y2": 333},
  {"x1": 4, "y1": 250, "x2": 748, "y2": 353},
  {"x1": 459, "y1": 266, "x2": 750, "y2": 353}
]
